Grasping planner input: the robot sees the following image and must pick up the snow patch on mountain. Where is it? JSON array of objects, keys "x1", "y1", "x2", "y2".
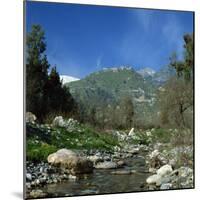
[
  {"x1": 137, "y1": 67, "x2": 156, "y2": 77},
  {"x1": 60, "y1": 75, "x2": 80, "y2": 84}
]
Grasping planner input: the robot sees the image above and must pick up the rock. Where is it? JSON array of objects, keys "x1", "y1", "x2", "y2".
[
  {"x1": 26, "y1": 112, "x2": 37, "y2": 124},
  {"x1": 146, "y1": 174, "x2": 162, "y2": 185},
  {"x1": 149, "y1": 149, "x2": 159, "y2": 158},
  {"x1": 35, "y1": 179, "x2": 40, "y2": 185},
  {"x1": 156, "y1": 176, "x2": 171, "y2": 186},
  {"x1": 117, "y1": 160, "x2": 126, "y2": 167},
  {"x1": 149, "y1": 168, "x2": 157, "y2": 173},
  {"x1": 148, "y1": 149, "x2": 168, "y2": 169},
  {"x1": 87, "y1": 155, "x2": 103, "y2": 164},
  {"x1": 178, "y1": 167, "x2": 193, "y2": 178},
  {"x1": 103, "y1": 155, "x2": 111, "y2": 161},
  {"x1": 68, "y1": 174, "x2": 77, "y2": 180},
  {"x1": 52, "y1": 117, "x2": 80, "y2": 132},
  {"x1": 26, "y1": 173, "x2": 32, "y2": 182},
  {"x1": 47, "y1": 149, "x2": 76, "y2": 165},
  {"x1": 52, "y1": 116, "x2": 66, "y2": 127},
  {"x1": 94, "y1": 161, "x2": 117, "y2": 169},
  {"x1": 48, "y1": 149, "x2": 93, "y2": 175},
  {"x1": 26, "y1": 182, "x2": 31, "y2": 189},
  {"x1": 157, "y1": 164, "x2": 173, "y2": 177},
  {"x1": 160, "y1": 183, "x2": 172, "y2": 190},
  {"x1": 29, "y1": 189, "x2": 47, "y2": 198},
  {"x1": 64, "y1": 157, "x2": 93, "y2": 175},
  {"x1": 130, "y1": 169, "x2": 137, "y2": 174}
]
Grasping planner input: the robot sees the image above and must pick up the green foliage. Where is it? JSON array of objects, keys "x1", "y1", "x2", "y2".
[
  {"x1": 159, "y1": 33, "x2": 194, "y2": 128},
  {"x1": 50, "y1": 126, "x2": 119, "y2": 150},
  {"x1": 46, "y1": 66, "x2": 77, "y2": 114},
  {"x1": 169, "y1": 33, "x2": 193, "y2": 81},
  {"x1": 27, "y1": 141, "x2": 57, "y2": 162},
  {"x1": 68, "y1": 68, "x2": 156, "y2": 129},
  {"x1": 26, "y1": 25, "x2": 49, "y2": 118},
  {"x1": 26, "y1": 24, "x2": 77, "y2": 120},
  {"x1": 26, "y1": 121, "x2": 120, "y2": 162}
]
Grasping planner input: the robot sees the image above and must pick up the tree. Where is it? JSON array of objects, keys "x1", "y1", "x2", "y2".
[
  {"x1": 159, "y1": 33, "x2": 194, "y2": 128},
  {"x1": 46, "y1": 66, "x2": 77, "y2": 115},
  {"x1": 118, "y1": 96, "x2": 134, "y2": 128},
  {"x1": 169, "y1": 33, "x2": 193, "y2": 81},
  {"x1": 26, "y1": 25, "x2": 49, "y2": 118},
  {"x1": 159, "y1": 77, "x2": 193, "y2": 128},
  {"x1": 26, "y1": 24, "x2": 77, "y2": 120}
]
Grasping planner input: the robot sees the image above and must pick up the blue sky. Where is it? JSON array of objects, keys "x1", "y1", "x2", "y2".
[{"x1": 26, "y1": 1, "x2": 193, "y2": 78}]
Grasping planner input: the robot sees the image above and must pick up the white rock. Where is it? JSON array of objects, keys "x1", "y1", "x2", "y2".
[
  {"x1": 47, "y1": 148, "x2": 76, "y2": 164},
  {"x1": 149, "y1": 149, "x2": 160, "y2": 159},
  {"x1": 94, "y1": 161, "x2": 117, "y2": 169},
  {"x1": 157, "y1": 164, "x2": 173, "y2": 177},
  {"x1": 52, "y1": 116, "x2": 66, "y2": 127},
  {"x1": 160, "y1": 183, "x2": 172, "y2": 190},
  {"x1": 26, "y1": 173, "x2": 32, "y2": 181},
  {"x1": 146, "y1": 174, "x2": 162, "y2": 185},
  {"x1": 26, "y1": 112, "x2": 37, "y2": 124},
  {"x1": 68, "y1": 174, "x2": 77, "y2": 180},
  {"x1": 47, "y1": 149, "x2": 93, "y2": 174}
]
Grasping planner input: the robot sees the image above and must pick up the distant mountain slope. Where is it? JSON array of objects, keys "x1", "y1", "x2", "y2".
[
  {"x1": 60, "y1": 75, "x2": 80, "y2": 84},
  {"x1": 137, "y1": 67, "x2": 156, "y2": 78},
  {"x1": 153, "y1": 66, "x2": 176, "y2": 85},
  {"x1": 66, "y1": 66, "x2": 159, "y2": 122},
  {"x1": 62, "y1": 66, "x2": 176, "y2": 124}
]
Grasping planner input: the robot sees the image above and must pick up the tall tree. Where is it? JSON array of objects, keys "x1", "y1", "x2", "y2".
[
  {"x1": 46, "y1": 66, "x2": 77, "y2": 114},
  {"x1": 169, "y1": 33, "x2": 194, "y2": 81},
  {"x1": 159, "y1": 33, "x2": 194, "y2": 128},
  {"x1": 26, "y1": 25, "x2": 49, "y2": 118}
]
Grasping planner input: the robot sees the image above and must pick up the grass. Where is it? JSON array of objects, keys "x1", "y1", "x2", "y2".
[
  {"x1": 26, "y1": 140, "x2": 58, "y2": 162},
  {"x1": 26, "y1": 123, "x2": 119, "y2": 162}
]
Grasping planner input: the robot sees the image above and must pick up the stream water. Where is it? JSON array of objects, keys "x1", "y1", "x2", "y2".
[{"x1": 40, "y1": 155, "x2": 150, "y2": 197}]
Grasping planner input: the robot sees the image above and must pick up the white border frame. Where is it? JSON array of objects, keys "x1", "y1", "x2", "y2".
[{"x1": 0, "y1": 0, "x2": 199, "y2": 200}]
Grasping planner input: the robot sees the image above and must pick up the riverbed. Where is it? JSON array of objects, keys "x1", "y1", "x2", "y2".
[{"x1": 27, "y1": 154, "x2": 150, "y2": 198}]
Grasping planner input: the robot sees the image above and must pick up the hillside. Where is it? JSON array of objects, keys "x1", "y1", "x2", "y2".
[{"x1": 66, "y1": 66, "x2": 160, "y2": 124}]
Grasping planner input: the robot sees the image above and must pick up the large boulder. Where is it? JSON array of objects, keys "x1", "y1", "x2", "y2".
[
  {"x1": 47, "y1": 149, "x2": 93, "y2": 175},
  {"x1": 47, "y1": 149, "x2": 76, "y2": 165},
  {"x1": 26, "y1": 112, "x2": 37, "y2": 124},
  {"x1": 157, "y1": 164, "x2": 173, "y2": 177}
]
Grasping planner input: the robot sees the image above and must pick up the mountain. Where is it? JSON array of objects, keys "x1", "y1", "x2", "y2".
[
  {"x1": 153, "y1": 66, "x2": 176, "y2": 85},
  {"x1": 137, "y1": 67, "x2": 156, "y2": 78},
  {"x1": 60, "y1": 75, "x2": 80, "y2": 84},
  {"x1": 67, "y1": 66, "x2": 158, "y2": 121}
]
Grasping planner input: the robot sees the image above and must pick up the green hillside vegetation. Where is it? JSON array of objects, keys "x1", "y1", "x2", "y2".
[{"x1": 67, "y1": 67, "x2": 158, "y2": 129}]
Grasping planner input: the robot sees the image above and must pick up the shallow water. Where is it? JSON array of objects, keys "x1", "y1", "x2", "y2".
[{"x1": 41, "y1": 155, "x2": 150, "y2": 197}]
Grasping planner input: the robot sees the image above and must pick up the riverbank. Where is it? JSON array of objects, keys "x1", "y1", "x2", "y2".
[{"x1": 25, "y1": 115, "x2": 194, "y2": 199}]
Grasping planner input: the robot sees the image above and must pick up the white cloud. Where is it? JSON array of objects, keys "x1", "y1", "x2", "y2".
[
  {"x1": 162, "y1": 14, "x2": 184, "y2": 59},
  {"x1": 134, "y1": 9, "x2": 155, "y2": 31},
  {"x1": 96, "y1": 55, "x2": 103, "y2": 69}
]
